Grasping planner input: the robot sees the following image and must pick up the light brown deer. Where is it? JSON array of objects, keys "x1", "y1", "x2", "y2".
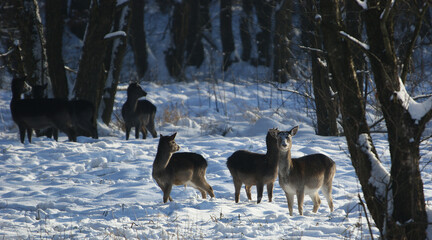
[
  {"x1": 275, "y1": 126, "x2": 336, "y2": 216},
  {"x1": 226, "y1": 129, "x2": 281, "y2": 203},
  {"x1": 152, "y1": 133, "x2": 215, "y2": 203}
]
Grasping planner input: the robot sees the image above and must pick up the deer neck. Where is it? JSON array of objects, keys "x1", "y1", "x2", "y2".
[
  {"x1": 266, "y1": 145, "x2": 280, "y2": 169},
  {"x1": 153, "y1": 147, "x2": 173, "y2": 171},
  {"x1": 126, "y1": 95, "x2": 139, "y2": 112},
  {"x1": 278, "y1": 149, "x2": 293, "y2": 175}
]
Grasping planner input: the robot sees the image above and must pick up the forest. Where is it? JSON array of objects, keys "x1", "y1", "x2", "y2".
[{"x1": 1, "y1": 0, "x2": 432, "y2": 239}]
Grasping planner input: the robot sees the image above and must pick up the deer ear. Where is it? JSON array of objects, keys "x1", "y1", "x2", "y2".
[
  {"x1": 289, "y1": 126, "x2": 299, "y2": 136},
  {"x1": 170, "y1": 132, "x2": 177, "y2": 140},
  {"x1": 159, "y1": 134, "x2": 163, "y2": 138},
  {"x1": 268, "y1": 128, "x2": 278, "y2": 138}
]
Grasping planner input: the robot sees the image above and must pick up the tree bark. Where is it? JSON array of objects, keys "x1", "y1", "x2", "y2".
[
  {"x1": 273, "y1": 0, "x2": 293, "y2": 83},
  {"x1": 73, "y1": 0, "x2": 116, "y2": 115},
  {"x1": 240, "y1": 0, "x2": 252, "y2": 62},
  {"x1": 100, "y1": 2, "x2": 132, "y2": 125},
  {"x1": 45, "y1": 0, "x2": 68, "y2": 98},
  {"x1": 165, "y1": 1, "x2": 187, "y2": 78},
  {"x1": 253, "y1": 0, "x2": 274, "y2": 66},
  {"x1": 319, "y1": 0, "x2": 387, "y2": 232},
  {"x1": 363, "y1": 1, "x2": 429, "y2": 238},
  {"x1": 220, "y1": 0, "x2": 235, "y2": 71},
  {"x1": 129, "y1": 0, "x2": 148, "y2": 80},
  {"x1": 185, "y1": 0, "x2": 204, "y2": 68},
  {"x1": 14, "y1": 0, "x2": 50, "y2": 87}
]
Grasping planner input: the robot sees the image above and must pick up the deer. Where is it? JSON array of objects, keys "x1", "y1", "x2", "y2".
[
  {"x1": 152, "y1": 133, "x2": 215, "y2": 203},
  {"x1": 275, "y1": 126, "x2": 336, "y2": 216},
  {"x1": 226, "y1": 128, "x2": 281, "y2": 203},
  {"x1": 121, "y1": 82, "x2": 157, "y2": 140},
  {"x1": 10, "y1": 77, "x2": 77, "y2": 143},
  {"x1": 31, "y1": 83, "x2": 98, "y2": 140}
]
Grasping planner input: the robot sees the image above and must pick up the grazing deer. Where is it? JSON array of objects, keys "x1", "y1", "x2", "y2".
[
  {"x1": 122, "y1": 83, "x2": 157, "y2": 140},
  {"x1": 226, "y1": 129, "x2": 280, "y2": 203},
  {"x1": 10, "y1": 77, "x2": 77, "y2": 143},
  {"x1": 152, "y1": 133, "x2": 215, "y2": 203},
  {"x1": 276, "y1": 126, "x2": 336, "y2": 216}
]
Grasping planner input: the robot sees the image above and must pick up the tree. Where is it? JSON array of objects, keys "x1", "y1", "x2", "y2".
[
  {"x1": 100, "y1": 1, "x2": 132, "y2": 125},
  {"x1": 220, "y1": 0, "x2": 236, "y2": 71},
  {"x1": 319, "y1": 0, "x2": 432, "y2": 238},
  {"x1": 45, "y1": 0, "x2": 68, "y2": 98},
  {"x1": 273, "y1": 0, "x2": 293, "y2": 83},
  {"x1": 73, "y1": 0, "x2": 116, "y2": 115},
  {"x1": 129, "y1": 0, "x2": 148, "y2": 80}
]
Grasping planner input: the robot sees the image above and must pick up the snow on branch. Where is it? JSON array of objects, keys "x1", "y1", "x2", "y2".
[
  {"x1": 355, "y1": 0, "x2": 367, "y2": 10},
  {"x1": 339, "y1": 31, "x2": 369, "y2": 50},
  {"x1": 104, "y1": 31, "x2": 127, "y2": 40},
  {"x1": 358, "y1": 134, "x2": 390, "y2": 194},
  {"x1": 392, "y1": 78, "x2": 432, "y2": 122}
]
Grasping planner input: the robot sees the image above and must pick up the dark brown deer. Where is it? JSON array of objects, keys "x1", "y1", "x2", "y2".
[
  {"x1": 152, "y1": 133, "x2": 215, "y2": 203},
  {"x1": 276, "y1": 126, "x2": 336, "y2": 216},
  {"x1": 10, "y1": 77, "x2": 77, "y2": 143},
  {"x1": 121, "y1": 83, "x2": 157, "y2": 140},
  {"x1": 226, "y1": 129, "x2": 280, "y2": 203}
]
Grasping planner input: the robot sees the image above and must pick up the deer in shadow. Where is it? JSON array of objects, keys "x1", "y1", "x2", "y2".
[
  {"x1": 31, "y1": 83, "x2": 98, "y2": 140},
  {"x1": 152, "y1": 133, "x2": 215, "y2": 203},
  {"x1": 10, "y1": 77, "x2": 77, "y2": 143},
  {"x1": 226, "y1": 128, "x2": 281, "y2": 203},
  {"x1": 121, "y1": 83, "x2": 157, "y2": 140},
  {"x1": 276, "y1": 126, "x2": 336, "y2": 216}
]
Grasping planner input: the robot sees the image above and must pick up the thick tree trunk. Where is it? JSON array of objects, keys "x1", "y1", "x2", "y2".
[
  {"x1": 364, "y1": 1, "x2": 429, "y2": 238},
  {"x1": 220, "y1": 0, "x2": 235, "y2": 71},
  {"x1": 273, "y1": 0, "x2": 293, "y2": 83},
  {"x1": 185, "y1": 0, "x2": 204, "y2": 68},
  {"x1": 45, "y1": 0, "x2": 68, "y2": 98},
  {"x1": 165, "y1": 1, "x2": 187, "y2": 78},
  {"x1": 74, "y1": 0, "x2": 116, "y2": 115},
  {"x1": 319, "y1": 0, "x2": 387, "y2": 232},
  {"x1": 129, "y1": 0, "x2": 147, "y2": 80},
  {"x1": 240, "y1": 0, "x2": 252, "y2": 62},
  {"x1": 14, "y1": 0, "x2": 50, "y2": 87},
  {"x1": 253, "y1": 0, "x2": 274, "y2": 66},
  {"x1": 100, "y1": 2, "x2": 132, "y2": 125}
]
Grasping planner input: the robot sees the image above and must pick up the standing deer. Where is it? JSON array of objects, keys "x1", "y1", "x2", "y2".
[
  {"x1": 276, "y1": 126, "x2": 336, "y2": 216},
  {"x1": 122, "y1": 83, "x2": 157, "y2": 140},
  {"x1": 226, "y1": 129, "x2": 280, "y2": 203},
  {"x1": 152, "y1": 133, "x2": 215, "y2": 203}
]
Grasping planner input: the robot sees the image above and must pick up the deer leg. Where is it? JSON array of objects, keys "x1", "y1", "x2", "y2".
[
  {"x1": 256, "y1": 183, "x2": 264, "y2": 204},
  {"x1": 26, "y1": 128, "x2": 32, "y2": 143},
  {"x1": 285, "y1": 192, "x2": 294, "y2": 216},
  {"x1": 267, "y1": 183, "x2": 274, "y2": 202},
  {"x1": 135, "y1": 124, "x2": 140, "y2": 139},
  {"x1": 53, "y1": 129, "x2": 59, "y2": 141},
  {"x1": 322, "y1": 184, "x2": 334, "y2": 212},
  {"x1": 310, "y1": 192, "x2": 321, "y2": 213},
  {"x1": 18, "y1": 126, "x2": 26, "y2": 143},
  {"x1": 147, "y1": 120, "x2": 157, "y2": 138},
  {"x1": 296, "y1": 190, "x2": 305, "y2": 215},
  {"x1": 163, "y1": 184, "x2": 173, "y2": 203},
  {"x1": 141, "y1": 126, "x2": 147, "y2": 139},
  {"x1": 245, "y1": 185, "x2": 252, "y2": 200},
  {"x1": 233, "y1": 179, "x2": 242, "y2": 203},
  {"x1": 125, "y1": 122, "x2": 131, "y2": 140},
  {"x1": 194, "y1": 179, "x2": 215, "y2": 199}
]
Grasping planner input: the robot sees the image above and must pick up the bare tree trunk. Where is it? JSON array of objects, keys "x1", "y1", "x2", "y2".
[
  {"x1": 165, "y1": 1, "x2": 187, "y2": 78},
  {"x1": 363, "y1": 1, "x2": 429, "y2": 238},
  {"x1": 73, "y1": 0, "x2": 116, "y2": 115},
  {"x1": 220, "y1": 0, "x2": 235, "y2": 71},
  {"x1": 319, "y1": 0, "x2": 387, "y2": 232},
  {"x1": 240, "y1": 0, "x2": 252, "y2": 62},
  {"x1": 253, "y1": 0, "x2": 274, "y2": 66},
  {"x1": 100, "y1": 2, "x2": 132, "y2": 125},
  {"x1": 185, "y1": 0, "x2": 204, "y2": 68},
  {"x1": 45, "y1": 0, "x2": 68, "y2": 98},
  {"x1": 129, "y1": 0, "x2": 148, "y2": 80},
  {"x1": 14, "y1": 0, "x2": 50, "y2": 87},
  {"x1": 273, "y1": 0, "x2": 293, "y2": 83}
]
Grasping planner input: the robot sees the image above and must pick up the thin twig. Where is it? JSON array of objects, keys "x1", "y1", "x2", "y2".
[{"x1": 358, "y1": 193, "x2": 375, "y2": 240}]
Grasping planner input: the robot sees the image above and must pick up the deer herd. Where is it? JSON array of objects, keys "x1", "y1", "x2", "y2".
[{"x1": 9, "y1": 77, "x2": 336, "y2": 216}]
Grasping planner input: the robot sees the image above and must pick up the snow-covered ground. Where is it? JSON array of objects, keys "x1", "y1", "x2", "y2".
[{"x1": 1, "y1": 79, "x2": 432, "y2": 239}]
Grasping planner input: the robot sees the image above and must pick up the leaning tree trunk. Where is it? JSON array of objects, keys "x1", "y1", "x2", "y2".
[
  {"x1": 129, "y1": 0, "x2": 147, "y2": 80},
  {"x1": 74, "y1": 0, "x2": 116, "y2": 116},
  {"x1": 220, "y1": 0, "x2": 235, "y2": 71},
  {"x1": 14, "y1": 0, "x2": 50, "y2": 87},
  {"x1": 319, "y1": 0, "x2": 389, "y2": 233},
  {"x1": 273, "y1": 0, "x2": 293, "y2": 83},
  {"x1": 363, "y1": 0, "x2": 430, "y2": 238},
  {"x1": 100, "y1": 2, "x2": 132, "y2": 125},
  {"x1": 45, "y1": 0, "x2": 68, "y2": 98}
]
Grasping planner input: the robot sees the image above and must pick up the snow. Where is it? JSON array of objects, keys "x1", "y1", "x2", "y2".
[
  {"x1": 2, "y1": 80, "x2": 432, "y2": 239},
  {"x1": 355, "y1": 0, "x2": 368, "y2": 10},
  {"x1": 393, "y1": 78, "x2": 432, "y2": 122},
  {"x1": 339, "y1": 31, "x2": 370, "y2": 50},
  {"x1": 104, "y1": 31, "x2": 127, "y2": 40}
]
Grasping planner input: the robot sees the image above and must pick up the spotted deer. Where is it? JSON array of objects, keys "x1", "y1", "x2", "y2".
[
  {"x1": 152, "y1": 133, "x2": 215, "y2": 203},
  {"x1": 275, "y1": 126, "x2": 336, "y2": 216}
]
